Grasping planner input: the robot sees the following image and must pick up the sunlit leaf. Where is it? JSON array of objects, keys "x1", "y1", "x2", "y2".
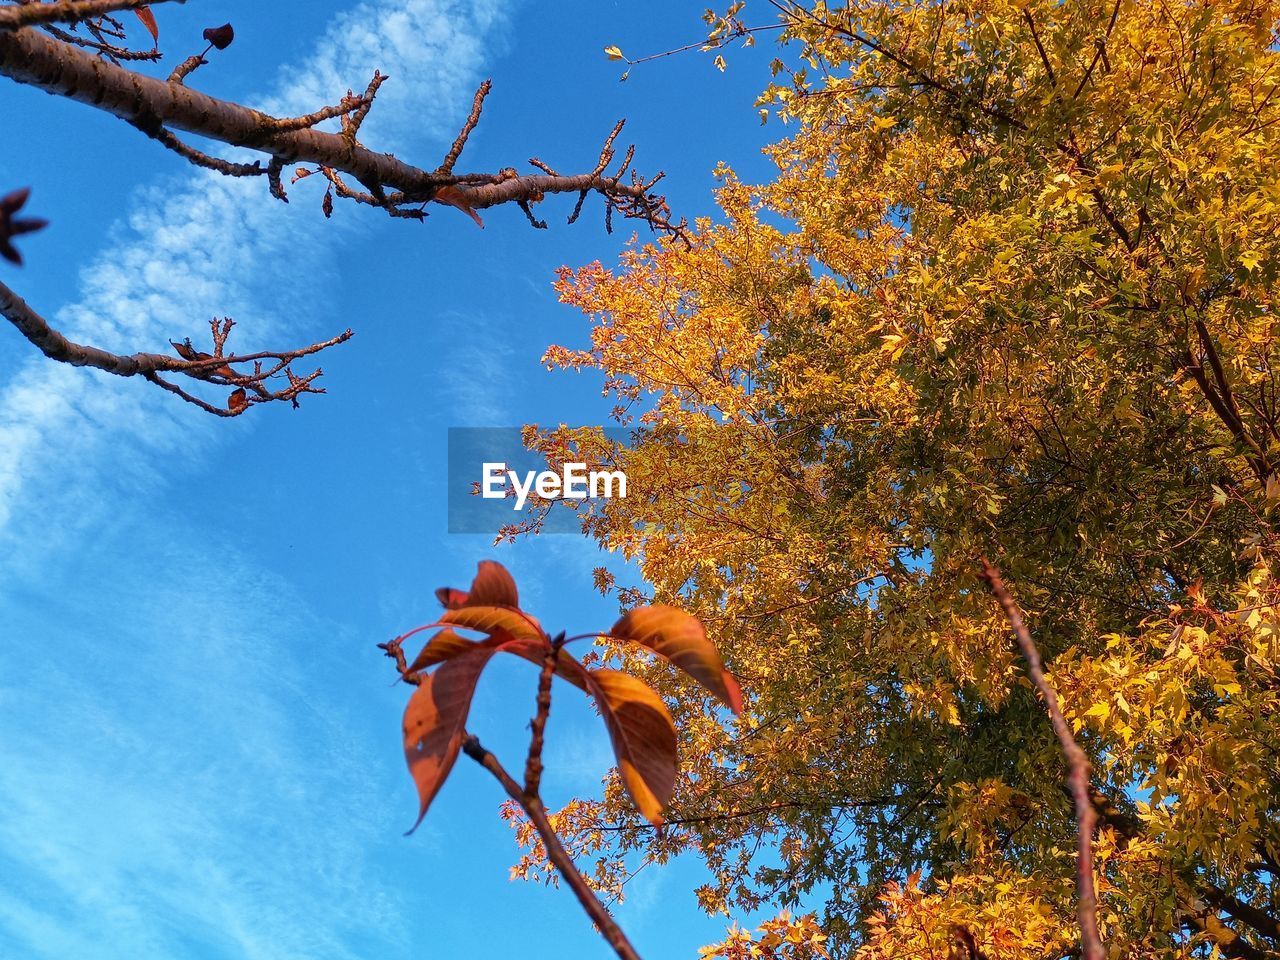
[
  {"x1": 611, "y1": 605, "x2": 743, "y2": 712},
  {"x1": 408, "y1": 627, "x2": 481, "y2": 672},
  {"x1": 440, "y1": 605, "x2": 543, "y2": 640},
  {"x1": 402, "y1": 647, "x2": 495, "y2": 831},
  {"x1": 585, "y1": 669, "x2": 678, "y2": 825},
  {"x1": 467, "y1": 559, "x2": 519, "y2": 607},
  {"x1": 134, "y1": 7, "x2": 158, "y2": 44},
  {"x1": 436, "y1": 559, "x2": 520, "y2": 609}
]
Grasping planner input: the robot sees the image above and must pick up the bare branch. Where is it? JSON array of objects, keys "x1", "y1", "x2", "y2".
[
  {"x1": 343, "y1": 70, "x2": 386, "y2": 143},
  {"x1": 146, "y1": 127, "x2": 266, "y2": 178},
  {"x1": 0, "y1": 28, "x2": 680, "y2": 235},
  {"x1": 523, "y1": 633, "x2": 564, "y2": 798},
  {"x1": 167, "y1": 53, "x2": 206, "y2": 85},
  {"x1": 438, "y1": 79, "x2": 491, "y2": 174},
  {"x1": 978, "y1": 559, "x2": 1105, "y2": 960},
  {"x1": 0, "y1": 278, "x2": 351, "y2": 416}
]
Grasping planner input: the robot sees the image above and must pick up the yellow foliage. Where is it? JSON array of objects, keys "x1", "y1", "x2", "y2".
[{"x1": 530, "y1": 1, "x2": 1280, "y2": 957}]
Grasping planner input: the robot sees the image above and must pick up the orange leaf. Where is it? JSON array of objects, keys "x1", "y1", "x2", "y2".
[
  {"x1": 434, "y1": 586, "x2": 469, "y2": 609},
  {"x1": 585, "y1": 669, "x2": 678, "y2": 825},
  {"x1": 436, "y1": 559, "x2": 518, "y2": 608},
  {"x1": 440, "y1": 605, "x2": 542, "y2": 641},
  {"x1": 402, "y1": 647, "x2": 496, "y2": 831},
  {"x1": 407, "y1": 627, "x2": 481, "y2": 672},
  {"x1": 466, "y1": 559, "x2": 519, "y2": 607},
  {"x1": 134, "y1": 7, "x2": 159, "y2": 44},
  {"x1": 433, "y1": 185, "x2": 484, "y2": 228},
  {"x1": 610, "y1": 606, "x2": 743, "y2": 712},
  {"x1": 500, "y1": 637, "x2": 590, "y2": 692}
]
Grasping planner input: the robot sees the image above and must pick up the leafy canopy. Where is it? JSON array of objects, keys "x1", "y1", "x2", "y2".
[{"x1": 526, "y1": 1, "x2": 1280, "y2": 957}]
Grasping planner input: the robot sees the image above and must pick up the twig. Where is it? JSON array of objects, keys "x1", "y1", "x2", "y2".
[
  {"x1": 461, "y1": 734, "x2": 644, "y2": 960},
  {"x1": 977, "y1": 558, "x2": 1104, "y2": 960},
  {"x1": 438, "y1": 79, "x2": 491, "y2": 174},
  {"x1": 523, "y1": 633, "x2": 564, "y2": 798},
  {"x1": 0, "y1": 278, "x2": 351, "y2": 417}
]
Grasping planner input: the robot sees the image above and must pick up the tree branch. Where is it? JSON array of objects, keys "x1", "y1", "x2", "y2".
[
  {"x1": 0, "y1": 26, "x2": 682, "y2": 235},
  {"x1": 524, "y1": 632, "x2": 563, "y2": 799},
  {"x1": 462, "y1": 734, "x2": 644, "y2": 960},
  {"x1": 0, "y1": 279, "x2": 350, "y2": 416},
  {"x1": 978, "y1": 559, "x2": 1105, "y2": 960}
]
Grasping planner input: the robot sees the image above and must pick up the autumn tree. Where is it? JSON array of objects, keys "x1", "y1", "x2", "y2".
[
  {"x1": 520, "y1": 1, "x2": 1280, "y2": 958},
  {"x1": 0, "y1": 0, "x2": 682, "y2": 415}
]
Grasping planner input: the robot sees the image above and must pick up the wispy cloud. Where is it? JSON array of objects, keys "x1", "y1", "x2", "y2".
[
  {"x1": 0, "y1": 1, "x2": 508, "y2": 955},
  {"x1": 0, "y1": 533, "x2": 408, "y2": 958},
  {"x1": 0, "y1": 0, "x2": 506, "y2": 548}
]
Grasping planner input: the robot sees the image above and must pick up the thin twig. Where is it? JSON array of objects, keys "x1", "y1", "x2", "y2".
[
  {"x1": 438, "y1": 79, "x2": 491, "y2": 174},
  {"x1": 524, "y1": 633, "x2": 564, "y2": 798}
]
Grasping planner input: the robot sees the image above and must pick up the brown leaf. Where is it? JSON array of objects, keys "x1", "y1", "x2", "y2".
[
  {"x1": 322, "y1": 189, "x2": 334, "y2": 219},
  {"x1": 134, "y1": 7, "x2": 159, "y2": 44},
  {"x1": 0, "y1": 187, "x2": 47, "y2": 266},
  {"x1": 202, "y1": 23, "x2": 234, "y2": 50},
  {"x1": 408, "y1": 628, "x2": 480, "y2": 673},
  {"x1": 499, "y1": 636, "x2": 590, "y2": 692},
  {"x1": 610, "y1": 606, "x2": 743, "y2": 712},
  {"x1": 585, "y1": 669, "x2": 678, "y2": 825},
  {"x1": 0, "y1": 188, "x2": 31, "y2": 216},
  {"x1": 439, "y1": 605, "x2": 542, "y2": 641},
  {"x1": 433, "y1": 185, "x2": 484, "y2": 228},
  {"x1": 434, "y1": 586, "x2": 469, "y2": 609},
  {"x1": 227, "y1": 388, "x2": 248, "y2": 413},
  {"x1": 171, "y1": 339, "x2": 199, "y2": 361},
  {"x1": 467, "y1": 559, "x2": 519, "y2": 607},
  {"x1": 435, "y1": 560, "x2": 520, "y2": 610},
  {"x1": 403, "y1": 647, "x2": 496, "y2": 831}
]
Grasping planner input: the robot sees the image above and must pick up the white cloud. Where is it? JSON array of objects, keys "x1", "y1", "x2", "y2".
[
  {"x1": 0, "y1": 1, "x2": 509, "y2": 955},
  {"x1": 0, "y1": 531, "x2": 409, "y2": 958},
  {"x1": 0, "y1": 0, "x2": 507, "y2": 547}
]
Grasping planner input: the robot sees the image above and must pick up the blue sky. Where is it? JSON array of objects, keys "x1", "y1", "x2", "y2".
[{"x1": 0, "y1": 2, "x2": 784, "y2": 957}]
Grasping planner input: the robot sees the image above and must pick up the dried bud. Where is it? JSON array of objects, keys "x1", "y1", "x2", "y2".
[
  {"x1": 0, "y1": 187, "x2": 49, "y2": 266},
  {"x1": 203, "y1": 23, "x2": 235, "y2": 50}
]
